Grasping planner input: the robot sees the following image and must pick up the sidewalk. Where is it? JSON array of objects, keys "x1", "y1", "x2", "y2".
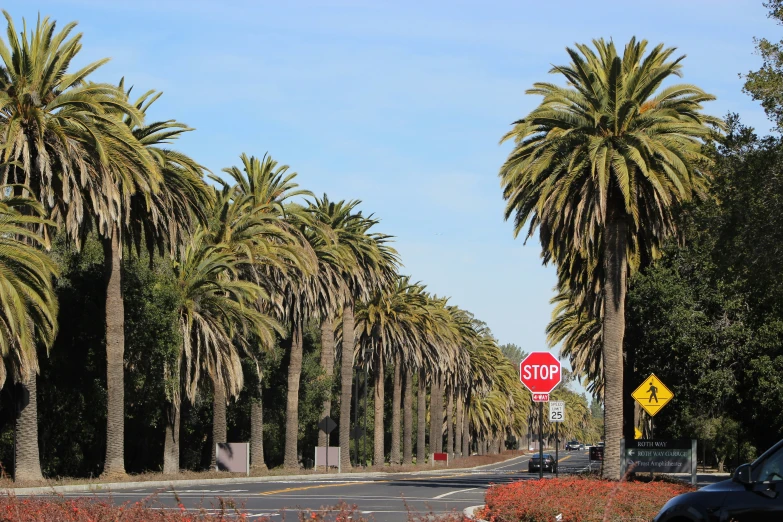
[{"x1": 6, "y1": 452, "x2": 530, "y2": 496}]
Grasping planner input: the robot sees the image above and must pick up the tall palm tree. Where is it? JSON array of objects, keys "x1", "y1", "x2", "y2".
[
  {"x1": 220, "y1": 153, "x2": 316, "y2": 470},
  {"x1": 499, "y1": 38, "x2": 720, "y2": 478},
  {"x1": 355, "y1": 276, "x2": 428, "y2": 466},
  {"x1": 324, "y1": 201, "x2": 397, "y2": 470},
  {"x1": 173, "y1": 228, "x2": 280, "y2": 471},
  {"x1": 306, "y1": 197, "x2": 359, "y2": 450},
  {"x1": 0, "y1": 13, "x2": 166, "y2": 477},
  {"x1": 113, "y1": 86, "x2": 214, "y2": 473},
  {"x1": 0, "y1": 193, "x2": 58, "y2": 481}
]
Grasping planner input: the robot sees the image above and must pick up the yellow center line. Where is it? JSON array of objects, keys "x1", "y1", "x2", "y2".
[
  {"x1": 258, "y1": 482, "x2": 365, "y2": 496},
  {"x1": 557, "y1": 455, "x2": 573, "y2": 462},
  {"x1": 256, "y1": 471, "x2": 475, "y2": 496},
  {"x1": 400, "y1": 472, "x2": 473, "y2": 481}
]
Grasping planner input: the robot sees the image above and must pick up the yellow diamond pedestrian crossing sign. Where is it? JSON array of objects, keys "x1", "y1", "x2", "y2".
[{"x1": 632, "y1": 374, "x2": 673, "y2": 417}]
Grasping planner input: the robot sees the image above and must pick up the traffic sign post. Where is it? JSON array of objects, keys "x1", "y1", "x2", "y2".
[
  {"x1": 549, "y1": 401, "x2": 565, "y2": 478},
  {"x1": 519, "y1": 352, "x2": 561, "y2": 480},
  {"x1": 318, "y1": 416, "x2": 337, "y2": 472}
]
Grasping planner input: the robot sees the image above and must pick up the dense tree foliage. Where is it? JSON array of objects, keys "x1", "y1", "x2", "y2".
[{"x1": 625, "y1": 117, "x2": 783, "y2": 469}]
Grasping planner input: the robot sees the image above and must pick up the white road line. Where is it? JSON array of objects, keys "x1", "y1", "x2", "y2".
[{"x1": 433, "y1": 487, "x2": 478, "y2": 499}]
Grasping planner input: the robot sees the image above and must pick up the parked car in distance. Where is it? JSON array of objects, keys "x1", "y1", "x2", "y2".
[
  {"x1": 529, "y1": 454, "x2": 557, "y2": 473},
  {"x1": 565, "y1": 440, "x2": 581, "y2": 450},
  {"x1": 654, "y1": 438, "x2": 783, "y2": 521}
]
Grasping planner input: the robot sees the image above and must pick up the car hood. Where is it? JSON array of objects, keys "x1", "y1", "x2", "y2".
[{"x1": 655, "y1": 479, "x2": 737, "y2": 521}]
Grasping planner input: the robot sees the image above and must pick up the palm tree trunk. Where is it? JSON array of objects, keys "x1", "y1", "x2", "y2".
[
  {"x1": 455, "y1": 388, "x2": 463, "y2": 458},
  {"x1": 603, "y1": 209, "x2": 628, "y2": 481},
  {"x1": 162, "y1": 375, "x2": 180, "y2": 475},
  {"x1": 446, "y1": 385, "x2": 454, "y2": 456},
  {"x1": 103, "y1": 231, "x2": 126, "y2": 477},
  {"x1": 462, "y1": 391, "x2": 471, "y2": 457},
  {"x1": 390, "y1": 352, "x2": 402, "y2": 465},
  {"x1": 373, "y1": 349, "x2": 385, "y2": 467},
  {"x1": 623, "y1": 343, "x2": 637, "y2": 443},
  {"x1": 14, "y1": 376, "x2": 43, "y2": 482},
  {"x1": 250, "y1": 382, "x2": 267, "y2": 471},
  {"x1": 403, "y1": 367, "x2": 413, "y2": 465},
  {"x1": 211, "y1": 377, "x2": 227, "y2": 469},
  {"x1": 429, "y1": 375, "x2": 437, "y2": 456},
  {"x1": 417, "y1": 368, "x2": 426, "y2": 465},
  {"x1": 284, "y1": 322, "x2": 304, "y2": 469},
  {"x1": 434, "y1": 374, "x2": 444, "y2": 453},
  {"x1": 339, "y1": 294, "x2": 355, "y2": 471},
  {"x1": 318, "y1": 317, "x2": 336, "y2": 449}
]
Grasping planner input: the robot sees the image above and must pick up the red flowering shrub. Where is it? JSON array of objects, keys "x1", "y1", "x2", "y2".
[
  {"x1": 0, "y1": 497, "x2": 469, "y2": 521},
  {"x1": 0, "y1": 496, "x2": 255, "y2": 521},
  {"x1": 482, "y1": 477, "x2": 693, "y2": 522}
]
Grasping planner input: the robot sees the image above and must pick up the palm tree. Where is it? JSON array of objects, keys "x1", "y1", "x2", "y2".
[
  {"x1": 113, "y1": 86, "x2": 214, "y2": 474},
  {"x1": 220, "y1": 153, "x2": 316, "y2": 470},
  {"x1": 0, "y1": 193, "x2": 58, "y2": 481},
  {"x1": 499, "y1": 38, "x2": 720, "y2": 478},
  {"x1": 0, "y1": 13, "x2": 166, "y2": 477},
  {"x1": 306, "y1": 197, "x2": 359, "y2": 451},
  {"x1": 355, "y1": 276, "x2": 428, "y2": 466},
  {"x1": 173, "y1": 228, "x2": 280, "y2": 471},
  {"x1": 320, "y1": 200, "x2": 397, "y2": 470},
  {"x1": 267, "y1": 204, "x2": 350, "y2": 470}
]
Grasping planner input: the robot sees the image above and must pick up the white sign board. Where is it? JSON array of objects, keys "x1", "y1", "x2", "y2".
[{"x1": 549, "y1": 401, "x2": 565, "y2": 423}]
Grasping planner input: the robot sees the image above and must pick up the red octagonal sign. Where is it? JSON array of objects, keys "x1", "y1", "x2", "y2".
[{"x1": 520, "y1": 352, "x2": 561, "y2": 401}]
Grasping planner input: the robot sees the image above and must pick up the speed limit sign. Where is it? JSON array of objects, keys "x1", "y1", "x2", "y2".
[{"x1": 549, "y1": 401, "x2": 565, "y2": 422}]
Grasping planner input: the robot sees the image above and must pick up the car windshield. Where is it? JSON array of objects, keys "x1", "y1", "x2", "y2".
[{"x1": 754, "y1": 443, "x2": 783, "y2": 482}]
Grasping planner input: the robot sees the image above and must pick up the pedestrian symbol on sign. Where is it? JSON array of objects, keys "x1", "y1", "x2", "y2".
[{"x1": 647, "y1": 381, "x2": 658, "y2": 403}]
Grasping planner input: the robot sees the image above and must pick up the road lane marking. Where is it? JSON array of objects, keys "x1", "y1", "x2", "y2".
[
  {"x1": 257, "y1": 482, "x2": 359, "y2": 496},
  {"x1": 401, "y1": 472, "x2": 473, "y2": 481},
  {"x1": 256, "y1": 471, "x2": 475, "y2": 496},
  {"x1": 433, "y1": 487, "x2": 478, "y2": 499}
]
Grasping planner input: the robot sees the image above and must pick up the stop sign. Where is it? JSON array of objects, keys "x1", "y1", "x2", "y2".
[{"x1": 519, "y1": 352, "x2": 561, "y2": 396}]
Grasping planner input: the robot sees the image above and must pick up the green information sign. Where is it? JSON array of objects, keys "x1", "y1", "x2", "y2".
[{"x1": 621, "y1": 439, "x2": 697, "y2": 484}]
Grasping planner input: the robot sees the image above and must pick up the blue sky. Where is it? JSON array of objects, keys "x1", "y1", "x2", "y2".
[{"x1": 6, "y1": 0, "x2": 773, "y2": 377}]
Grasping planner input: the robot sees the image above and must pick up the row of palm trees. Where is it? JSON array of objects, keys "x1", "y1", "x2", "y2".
[{"x1": 0, "y1": 12, "x2": 533, "y2": 481}]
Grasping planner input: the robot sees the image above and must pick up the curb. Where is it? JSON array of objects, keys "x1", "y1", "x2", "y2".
[
  {"x1": 463, "y1": 505, "x2": 487, "y2": 521},
  {"x1": 6, "y1": 453, "x2": 530, "y2": 496}
]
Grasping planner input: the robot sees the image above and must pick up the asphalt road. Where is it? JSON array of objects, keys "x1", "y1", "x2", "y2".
[{"x1": 54, "y1": 450, "x2": 594, "y2": 521}]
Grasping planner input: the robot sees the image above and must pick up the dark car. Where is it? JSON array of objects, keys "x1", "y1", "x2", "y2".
[
  {"x1": 528, "y1": 453, "x2": 557, "y2": 473},
  {"x1": 654, "y1": 438, "x2": 783, "y2": 521},
  {"x1": 566, "y1": 440, "x2": 581, "y2": 451}
]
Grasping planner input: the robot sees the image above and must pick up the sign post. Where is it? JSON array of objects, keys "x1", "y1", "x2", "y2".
[
  {"x1": 318, "y1": 416, "x2": 338, "y2": 473},
  {"x1": 519, "y1": 352, "x2": 561, "y2": 480},
  {"x1": 549, "y1": 401, "x2": 564, "y2": 478}
]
